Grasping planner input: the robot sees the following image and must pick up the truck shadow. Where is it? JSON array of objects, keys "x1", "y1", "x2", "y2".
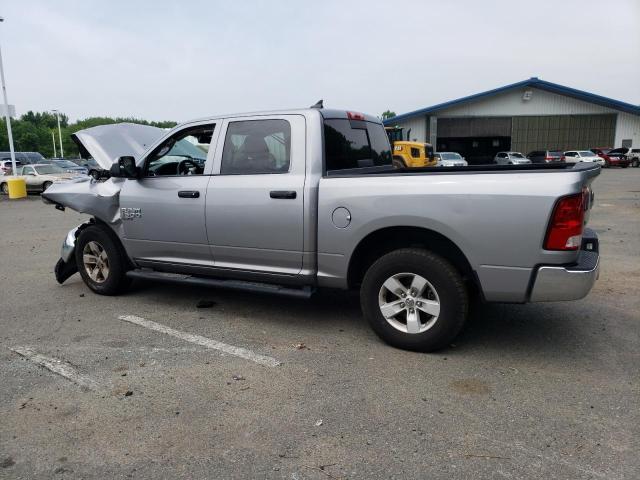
[{"x1": 129, "y1": 280, "x2": 607, "y2": 358}]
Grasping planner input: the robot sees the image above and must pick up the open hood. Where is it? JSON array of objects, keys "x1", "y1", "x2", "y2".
[{"x1": 71, "y1": 123, "x2": 165, "y2": 170}]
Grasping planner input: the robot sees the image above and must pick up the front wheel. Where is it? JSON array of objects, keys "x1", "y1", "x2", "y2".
[
  {"x1": 0, "y1": 182, "x2": 8, "y2": 195},
  {"x1": 631, "y1": 159, "x2": 639, "y2": 168},
  {"x1": 42, "y1": 181, "x2": 52, "y2": 192},
  {"x1": 360, "y1": 248, "x2": 468, "y2": 352},
  {"x1": 75, "y1": 225, "x2": 131, "y2": 295}
]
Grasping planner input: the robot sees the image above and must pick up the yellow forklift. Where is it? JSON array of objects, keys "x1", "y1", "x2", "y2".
[{"x1": 385, "y1": 126, "x2": 436, "y2": 168}]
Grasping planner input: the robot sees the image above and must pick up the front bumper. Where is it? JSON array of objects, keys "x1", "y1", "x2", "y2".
[{"x1": 529, "y1": 229, "x2": 599, "y2": 302}]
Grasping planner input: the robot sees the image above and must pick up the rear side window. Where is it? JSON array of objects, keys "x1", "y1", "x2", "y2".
[
  {"x1": 221, "y1": 119, "x2": 291, "y2": 175},
  {"x1": 324, "y1": 119, "x2": 392, "y2": 172}
]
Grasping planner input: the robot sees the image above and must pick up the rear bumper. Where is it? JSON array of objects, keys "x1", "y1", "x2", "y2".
[
  {"x1": 529, "y1": 229, "x2": 599, "y2": 302},
  {"x1": 608, "y1": 158, "x2": 630, "y2": 167}
]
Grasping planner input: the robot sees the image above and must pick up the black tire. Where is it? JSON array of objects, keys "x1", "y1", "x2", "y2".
[
  {"x1": 42, "y1": 181, "x2": 52, "y2": 192},
  {"x1": 632, "y1": 159, "x2": 639, "y2": 168},
  {"x1": 90, "y1": 169, "x2": 100, "y2": 180},
  {"x1": 0, "y1": 182, "x2": 7, "y2": 195},
  {"x1": 392, "y1": 157, "x2": 407, "y2": 169},
  {"x1": 75, "y1": 225, "x2": 131, "y2": 295},
  {"x1": 360, "y1": 248, "x2": 468, "y2": 352}
]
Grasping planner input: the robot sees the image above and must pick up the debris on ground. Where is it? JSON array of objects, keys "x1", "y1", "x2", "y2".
[
  {"x1": 124, "y1": 390, "x2": 133, "y2": 397},
  {"x1": 196, "y1": 300, "x2": 216, "y2": 308},
  {"x1": 79, "y1": 293, "x2": 85, "y2": 297},
  {"x1": 293, "y1": 342, "x2": 308, "y2": 350},
  {"x1": 232, "y1": 374, "x2": 245, "y2": 381},
  {"x1": 314, "y1": 419, "x2": 323, "y2": 427},
  {"x1": 0, "y1": 457, "x2": 15, "y2": 468}
]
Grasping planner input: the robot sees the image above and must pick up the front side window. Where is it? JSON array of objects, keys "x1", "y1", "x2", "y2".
[
  {"x1": 22, "y1": 166, "x2": 33, "y2": 175},
  {"x1": 146, "y1": 124, "x2": 214, "y2": 177},
  {"x1": 221, "y1": 119, "x2": 291, "y2": 175},
  {"x1": 410, "y1": 147, "x2": 420, "y2": 158}
]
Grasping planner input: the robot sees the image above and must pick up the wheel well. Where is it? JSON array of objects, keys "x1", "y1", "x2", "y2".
[
  {"x1": 89, "y1": 218, "x2": 135, "y2": 269},
  {"x1": 347, "y1": 226, "x2": 478, "y2": 292}
]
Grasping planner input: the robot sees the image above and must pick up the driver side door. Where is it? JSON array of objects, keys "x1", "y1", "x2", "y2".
[{"x1": 119, "y1": 122, "x2": 219, "y2": 267}]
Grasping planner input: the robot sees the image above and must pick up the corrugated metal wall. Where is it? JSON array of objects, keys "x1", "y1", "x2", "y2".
[{"x1": 511, "y1": 114, "x2": 616, "y2": 152}]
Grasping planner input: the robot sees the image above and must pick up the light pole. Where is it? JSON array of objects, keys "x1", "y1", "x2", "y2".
[
  {"x1": 51, "y1": 130, "x2": 57, "y2": 157},
  {"x1": 52, "y1": 109, "x2": 64, "y2": 158},
  {"x1": 0, "y1": 16, "x2": 18, "y2": 176}
]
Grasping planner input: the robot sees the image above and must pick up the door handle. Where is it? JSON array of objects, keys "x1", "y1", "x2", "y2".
[
  {"x1": 270, "y1": 190, "x2": 296, "y2": 199},
  {"x1": 178, "y1": 190, "x2": 200, "y2": 198}
]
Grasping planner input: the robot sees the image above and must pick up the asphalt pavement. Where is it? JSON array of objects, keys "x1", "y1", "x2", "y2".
[{"x1": 0, "y1": 169, "x2": 638, "y2": 479}]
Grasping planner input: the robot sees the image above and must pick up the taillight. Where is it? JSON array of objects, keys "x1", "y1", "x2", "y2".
[
  {"x1": 544, "y1": 191, "x2": 586, "y2": 250},
  {"x1": 544, "y1": 156, "x2": 553, "y2": 162},
  {"x1": 347, "y1": 111, "x2": 365, "y2": 121}
]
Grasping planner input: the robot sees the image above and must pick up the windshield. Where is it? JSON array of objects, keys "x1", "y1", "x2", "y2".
[
  {"x1": 54, "y1": 160, "x2": 80, "y2": 168},
  {"x1": 579, "y1": 151, "x2": 596, "y2": 157},
  {"x1": 510, "y1": 153, "x2": 525, "y2": 158},
  {"x1": 440, "y1": 153, "x2": 462, "y2": 160},
  {"x1": 34, "y1": 165, "x2": 65, "y2": 175}
]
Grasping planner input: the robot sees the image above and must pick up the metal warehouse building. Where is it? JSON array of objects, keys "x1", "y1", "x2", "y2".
[{"x1": 383, "y1": 77, "x2": 640, "y2": 164}]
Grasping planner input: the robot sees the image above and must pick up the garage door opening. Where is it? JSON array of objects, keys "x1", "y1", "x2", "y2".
[{"x1": 437, "y1": 136, "x2": 511, "y2": 165}]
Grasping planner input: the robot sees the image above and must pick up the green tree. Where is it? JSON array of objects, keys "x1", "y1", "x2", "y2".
[
  {"x1": 381, "y1": 110, "x2": 396, "y2": 120},
  {"x1": 0, "y1": 112, "x2": 177, "y2": 158}
]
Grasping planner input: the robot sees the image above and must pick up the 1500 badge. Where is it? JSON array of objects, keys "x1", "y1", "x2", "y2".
[{"x1": 121, "y1": 207, "x2": 142, "y2": 220}]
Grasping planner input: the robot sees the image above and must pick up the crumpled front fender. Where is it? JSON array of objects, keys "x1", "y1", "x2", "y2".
[{"x1": 42, "y1": 178, "x2": 125, "y2": 237}]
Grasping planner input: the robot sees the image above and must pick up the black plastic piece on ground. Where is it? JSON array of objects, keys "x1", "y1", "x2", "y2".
[{"x1": 54, "y1": 258, "x2": 78, "y2": 284}]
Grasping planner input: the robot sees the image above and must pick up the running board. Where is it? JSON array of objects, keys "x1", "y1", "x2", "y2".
[{"x1": 125, "y1": 269, "x2": 315, "y2": 299}]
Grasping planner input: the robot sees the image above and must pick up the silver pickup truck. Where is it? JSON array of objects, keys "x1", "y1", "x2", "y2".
[{"x1": 43, "y1": 107, "x2": 601, "y2": 352}]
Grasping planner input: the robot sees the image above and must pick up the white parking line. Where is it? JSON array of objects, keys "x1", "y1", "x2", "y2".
[
  {"x1": 118, "y1": 315, "x2": 282, "y2": 367},
  {"x1": 10, "y1": 346, "x2": 98, "y2": 391}
]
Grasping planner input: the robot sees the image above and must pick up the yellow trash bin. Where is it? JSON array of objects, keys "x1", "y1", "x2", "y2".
[{"x1": 7, "y1": 177, "x2": 27, "y2": 199}]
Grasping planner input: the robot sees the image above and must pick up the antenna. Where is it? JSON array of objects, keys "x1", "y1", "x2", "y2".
[{"x1": 310, "y1": 99, "x2": 323, "y2": 109}]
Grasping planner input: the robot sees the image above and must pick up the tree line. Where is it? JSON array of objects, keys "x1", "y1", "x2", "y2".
[{"x1": 0, "y1": 111, "x2": 177, "y2": 158}]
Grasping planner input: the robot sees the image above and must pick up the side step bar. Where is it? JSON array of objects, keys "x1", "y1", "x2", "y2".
[{"x1": 125, "y1": 269, "x2": 315, "y2": 299}]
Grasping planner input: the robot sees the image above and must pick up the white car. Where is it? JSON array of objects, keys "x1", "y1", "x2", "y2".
[
  {"x1": 434, "y1": 152, "x2": 468, "y2": 167},
  {"x1": 564, "y1": 151, "x2": 605, "y2": 166},
  {"x1": 494, "y1": 151, "x2": 531, "y2": 165},
  {"x1": 0, "y1": 163, "x2": 84, "y2": 194}
]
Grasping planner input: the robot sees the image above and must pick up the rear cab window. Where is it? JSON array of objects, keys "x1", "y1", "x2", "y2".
[{"x1": 323, "y1": 115, "x2": 392, "y2": 174}]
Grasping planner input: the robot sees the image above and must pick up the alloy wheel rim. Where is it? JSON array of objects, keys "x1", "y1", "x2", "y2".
[
  {"x1": 82, "y1": 241, "x2": 110, "y2": 284},
  {"x1": 378, "y1": 272, "x2": 440, "y2": 334}
]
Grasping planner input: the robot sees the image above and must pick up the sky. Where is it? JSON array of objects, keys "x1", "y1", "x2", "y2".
[{"x1": 2, "y1": 0, "x2": 639, "y2": 122}]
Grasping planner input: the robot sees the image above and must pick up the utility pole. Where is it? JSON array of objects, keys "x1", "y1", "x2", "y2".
[
  {"x1": 52, "y1": 131, "x2": 57, "y2": 157},
  {"x1": 52, "y1": 109, "x2": 64, "y2": 158},
  {"x1": 0, "y1": 16, "x2": 17, "y2": 176}
]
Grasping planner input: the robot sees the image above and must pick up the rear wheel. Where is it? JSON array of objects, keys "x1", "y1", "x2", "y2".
[
  {"x1": 632, "y1": 159, "x2": 639, "y2": 168},
  {"x1": 75, "y1": 225, "x2": 131, "y2": 295},
  {"x1": 0, "y1": 182, "x2": 7, "y2": 195},
  {"x1": 360, "y1": 248, "x2": 468, "y2": 352}
]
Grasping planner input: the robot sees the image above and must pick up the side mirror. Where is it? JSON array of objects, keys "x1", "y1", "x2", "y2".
[{"x1": 110, "y1": 156, "x2": 138, "y2": 179}]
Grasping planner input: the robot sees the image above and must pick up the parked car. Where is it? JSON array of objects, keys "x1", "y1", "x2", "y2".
[
  {"x1": 628, "y1": 148, "x2": 640, "y2": 167},
  {"x1": 590, "y1": 147, "x2": 630, "y2": 168},
  {"x1": 0, "y1": 163, "x2": 84, "y2": 194},
  {"x1": 0, "y1": 151, "x2": 46, "y2": 165},
  {"x1": 1, "y1": 159, "x2": 22, "y2": 175},
  {"x1": 50, "y1": 159, "x2": 89, "y2": 175},
  {"x1": 526, "y1": 150, "x2": 565, "y2": 163},
  {"x1": 434, "y1": 152, "x2": 468, "y2": 167},
  {"x1": 75, "y1": 157, "x2": 107, "y2": 179},
  {"x1": 43, "y1": 110, "x2": 601, "y2": 352},
  {"x1": 494, "y1": 152, "x2": 531, "y2": 165},
  {"x1": 564, "y1": 150, "x2": 605, "y2": 166}
]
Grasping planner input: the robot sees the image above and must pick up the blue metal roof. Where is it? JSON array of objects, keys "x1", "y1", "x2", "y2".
[{"x1": 383, "y1": 77, "x2": 640, "y2": 125}]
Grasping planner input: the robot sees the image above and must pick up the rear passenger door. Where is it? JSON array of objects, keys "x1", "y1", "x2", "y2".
[{"x1": 205, "y1": 115, "x2": 306, "y2": 275}]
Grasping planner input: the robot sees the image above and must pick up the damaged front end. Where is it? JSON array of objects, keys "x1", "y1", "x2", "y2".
[{"x1": 43, "y1": 122, "x2": 165, "y2": 284}]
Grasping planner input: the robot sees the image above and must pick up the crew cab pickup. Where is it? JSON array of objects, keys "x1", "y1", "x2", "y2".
[{"x1": 43, "y1": 108, "x2": 601, "y2": 352}]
